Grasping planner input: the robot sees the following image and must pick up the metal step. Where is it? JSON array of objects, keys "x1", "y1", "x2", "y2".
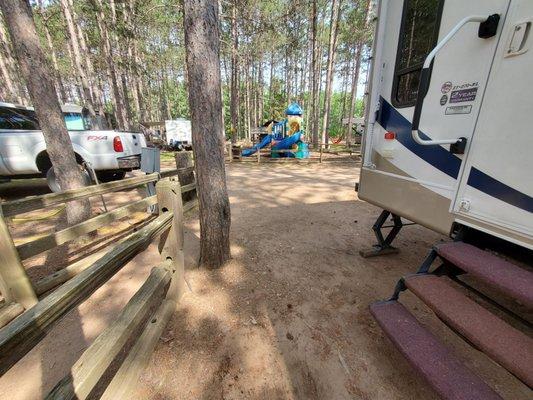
[
  {"x1": 405, "y1": 274, "x2": 533, "y2": 387},
  {"x1": 435, "y1": 242, "x2": 533, "y2": 309},
  {"x1": 370, "y1": 300, "x2": 503, "y2": 400}
]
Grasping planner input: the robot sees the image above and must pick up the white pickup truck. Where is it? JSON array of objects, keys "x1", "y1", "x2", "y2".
[{"x1": 0, "y1": 102, "x2": 145, "y2": 189}]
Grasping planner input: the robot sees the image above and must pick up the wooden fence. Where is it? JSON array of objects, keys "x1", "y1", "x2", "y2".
[
  {"x1": 226, "y1": 142, "x2": 360, "y2": 164},
  {"x1": 0, "y1": 162, "x2": 197, "y2": 399}
]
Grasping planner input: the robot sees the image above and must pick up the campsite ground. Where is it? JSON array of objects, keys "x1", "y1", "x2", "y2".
[{"x1": 0, "y1": 161, "x2": 530, "y2": 399}]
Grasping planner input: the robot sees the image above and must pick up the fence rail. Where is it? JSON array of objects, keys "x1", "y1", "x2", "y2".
[
  {"x1": 226, "y1": 142, "x2": 360, "y2": 164},
  {"x1": 0, "y1": 152, "x2": 198, "y2": 396}
]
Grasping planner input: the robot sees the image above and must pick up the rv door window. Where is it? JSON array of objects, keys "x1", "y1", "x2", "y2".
[
  {"x1": 392, "y1": 0, "x2": 444, "y2": 107},
  {"x1": 0, "y1": 106, "x2": 40, "y2": 130}
]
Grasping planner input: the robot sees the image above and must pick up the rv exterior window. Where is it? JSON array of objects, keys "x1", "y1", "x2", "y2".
[
  {"x1": 392, "y1": 0, "x2": 444, "y2": 107},
  {"x1": 0, "y1": 106, "x2": 40, "y2": 130}
]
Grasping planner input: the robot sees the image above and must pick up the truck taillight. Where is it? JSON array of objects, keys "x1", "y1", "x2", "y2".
[{"x1": 113, "y1": 136, "x2": 124, "y2": 152}]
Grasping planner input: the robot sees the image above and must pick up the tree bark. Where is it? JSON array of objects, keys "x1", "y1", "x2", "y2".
[
  {"x1": 91, "y1": 0, "x2": 128, "y2": 131},
  {"x1": 68, "y1": 0, "x2": 107, "y2": 128},
  {"x1": 37, "y1": 1, "x2": 68, "y2": 103},
  {"x1": 0, "y1": 20, "x2": 25, "y2": 103},
  {"x1": 59, "y1": 0, "x2": 98, "y2": 121},
  {"x1": 183, "y1": 0, "x2": 231, "y2": 269},
  {"x1": 309, "y1": 0, "x2": 319, "y2": 147},
  {"x1": 0, "y1": 0, "x2": 91, "y2": 225},
  {"x1": 230, "y1": 0, "x2": 239, "y2": 143},
  {"x1": 321, "y1": 0, "x2": 342, "y2": 147},
  {"x1": 346, "y1": 42, "x2": 362, "y2": 146}
]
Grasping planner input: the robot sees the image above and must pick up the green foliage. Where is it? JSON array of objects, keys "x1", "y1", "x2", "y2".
[{"x1": 23, "y1": 0, "x2": 373, "y2": 137}]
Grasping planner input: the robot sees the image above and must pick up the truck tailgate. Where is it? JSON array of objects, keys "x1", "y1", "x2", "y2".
[{"x1": 119, "y1": 132, "x2": 144, "y2": 155}]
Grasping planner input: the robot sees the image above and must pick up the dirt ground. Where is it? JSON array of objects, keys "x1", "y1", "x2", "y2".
[{"x1": 0, "y1": 161, "x2": 530, "y2": 399}]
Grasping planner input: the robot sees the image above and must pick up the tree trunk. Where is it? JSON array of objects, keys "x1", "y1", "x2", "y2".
[
  {"x1": 59, "y1": 0, "x2": 98, "y2": 122},
  {"x1": 183, "y1": 0, "x2": 231, "y2": 269},
  {"x1": 0, "y1": 20, "x2": 25, "y2": 103},
  {"x1": 37, "y1": 1, "x2": 68, "y2": 103},
  {"x1": 346, "y1": 43, "x2": 362, "y2": 146},
  {"x1": 310, "y1": 0, "x2": 319, "y2": 147},
  {"x1": 268, "y1": 51, "x2": 275, "y2": 115},
  {"x1": 321, "y1": 0, "x2": 342, "y2": 148},
  {"x1": 91, "y1": 0, "x2": 128, "y2": 131},
  {"x1": 68, "y1": 0, "x2": 107, "y2": 128},
  {"x1": 0, "y1": 0, "x2": 91, "y2": 226},
  {"x1": 230, "y1": 0, "x2": 239, "y2": 143}
]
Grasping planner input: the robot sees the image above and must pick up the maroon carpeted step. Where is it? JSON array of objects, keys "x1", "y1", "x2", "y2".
[
  {"x1": 370, "y1": 301, "x2": 502, "y2": 400},
  {"x1": 405, "y1": 274, "x2": 533, "y2": 387},
  {"x1": 436, "y1": 242, "x2": 533, "y2": 309}
]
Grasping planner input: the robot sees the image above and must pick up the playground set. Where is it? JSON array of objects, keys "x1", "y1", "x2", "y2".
[{"x1": 241, "y1": 103, "x2": 310, "y2": 159}]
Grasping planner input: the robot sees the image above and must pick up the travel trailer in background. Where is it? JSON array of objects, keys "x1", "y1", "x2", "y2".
[
  {"x1": 359, "y1": 1, "x2": 533, "y2": 398},
  {"x1": 165, "y1": 119, "x2": 192, "y2": 150}
]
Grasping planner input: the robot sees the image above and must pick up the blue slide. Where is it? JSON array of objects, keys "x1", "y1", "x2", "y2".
[
  {"x1": 242, "y1": 131, "x2": 303, "y2": 157},
  {"x1": 241, "y1": 134, "x2": 273, "y2": 157},
  {"x1": 272, "y1": 132, "x2": 301, "y2": 154}
]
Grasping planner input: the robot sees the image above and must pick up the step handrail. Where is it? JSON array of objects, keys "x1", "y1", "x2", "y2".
[{"x1": 411, "y1": 15, "x2": 496, "y2": 146}]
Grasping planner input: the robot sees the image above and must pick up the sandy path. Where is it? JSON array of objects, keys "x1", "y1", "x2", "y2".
[
  {"x1": 0, "y1": 162, "x2": 529, "y2": 399},
  {"x1": 135, "y1": 163, "x2": 530, "y2": 400}
]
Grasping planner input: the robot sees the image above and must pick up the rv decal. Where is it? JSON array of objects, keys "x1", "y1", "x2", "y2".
[
  {"x1": 445, "y1": 105, "x2": 472, "y2": 115},
  {"x1": 440, "y1": 95, "x2": 448, "y2": 106},
  {"x1": 450, "y1": 87, "x2": 478, "y2": 103},
  {"x1": 441, "y1": 81, "x2": 452, "y2": 94}
]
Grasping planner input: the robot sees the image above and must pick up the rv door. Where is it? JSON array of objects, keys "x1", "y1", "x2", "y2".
[
  {"x1": 452, "y1": 1, "x2": 533, "y2": 249},
  {"x1": 359, "y1": 0, "x2": 509, "y2": 235}
]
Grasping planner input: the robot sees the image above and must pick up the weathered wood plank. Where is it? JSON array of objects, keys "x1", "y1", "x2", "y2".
[
  {"x1": 180, "y1": 181, "x2": 197, "y2": 194},
  {"x1": 33, "y1": 229, "x2": 135, "y2": 296},
  {"x1": 101, "y1": 180, "x2": 188, "y2": 399},
  {"x1": 46, "y1": 265, "x2": 171, "y2": 400},
  {"x1": 0, "y1": 212, "x2": 173, "y2": 376},
  {"x1": 0, "y1": 212, "x2": 37, "y2": 308},
  {"x1": 183, "y1": 199, "x2": 198, "y2": 213},
  {"x1": 159, "y1": 166, "x2": 194, "y2": 179},
  {"x1": 16, "y1": 196, "x2": 157, "y2": 260},
  {"x1": 1, "y1": 173, "x2": 159, "y2": 217},
  {"x1": 100, "y1": 299, "x2": 175, "y2": 400},
  {"x1": 156, "y1": 180, "x2": 185, "y2": 303},
  {"x1": 0, "y1": 303, "x2": 24, "y2": 329}
]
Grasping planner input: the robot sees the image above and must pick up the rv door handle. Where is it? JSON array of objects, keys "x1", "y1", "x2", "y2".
[{"x1": 411, "y1": 14, "x2": 500, "y2": 151}]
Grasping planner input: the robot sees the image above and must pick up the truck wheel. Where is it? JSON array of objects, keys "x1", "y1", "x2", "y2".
[
  {"x1": 95, "y1": 170, "x2": 127, "y2": 183},
  {"x1": 46, "y1": 166, "x2": 92, "y2": 193}
]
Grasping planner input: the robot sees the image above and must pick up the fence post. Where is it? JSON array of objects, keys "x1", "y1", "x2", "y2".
[
  {"x1": 156, "y1": 179, "x2": 185, "y2": 303},
  {"x1": 257, "y1": 147, "x2": 260, "y2": 163},
  {"x1": 319, "y1": 143, "x2": 323, "y2": 163},
  {"x1": 0, "y1": 211, "x2": 37, "y2": 308}
]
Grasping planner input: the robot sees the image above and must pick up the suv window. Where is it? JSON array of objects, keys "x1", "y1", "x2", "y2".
[
  {"x1": 0, "y1": 106, "x2": 40, "y2": 130},
  {"x1": 392, "y1": 0, "x2": 444, "y2": 107}
]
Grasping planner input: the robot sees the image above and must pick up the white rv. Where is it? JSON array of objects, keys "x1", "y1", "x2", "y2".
[
  {"x1": 362, "y1": 1, "x2": 533, "y2": 398},
  {"x1": 359, "y1": 0, "x2": 532, "y2": 250}
]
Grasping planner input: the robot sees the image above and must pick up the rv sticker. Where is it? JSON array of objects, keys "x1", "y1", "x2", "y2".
[
  {"x1": 450, "y1": 87, "x2": 478, "y2": 103},
  {"x1": 441, "y1": 81, "x2": 452, "y2": 94},
  {"x1": 445, "y1": 105, "x2": 472, "y2": 115},
  {"x1": 440, "y1": 95, "x2": 448, "y2": 106}
]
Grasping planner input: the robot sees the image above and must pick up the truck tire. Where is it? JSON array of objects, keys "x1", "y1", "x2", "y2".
[
  {"x1": 46, "y1": 167, "x2": 92, "y2": 193},
  {"x1": 95, "y1": 170, "x2": 127, "y2": 183}
]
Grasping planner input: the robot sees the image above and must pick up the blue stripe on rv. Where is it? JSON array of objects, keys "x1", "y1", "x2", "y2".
[
  {"x1": 377, "y1": 97, "x2": 462, "y2": 179},
  {"x1": 467, "y1": 167, "x2": 533, "y2": 213},
  {"x1": 376, "y1": 97, "x2": 533, "y2": 213}
]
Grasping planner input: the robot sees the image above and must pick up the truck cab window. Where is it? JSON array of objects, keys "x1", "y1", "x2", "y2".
[
  {"x1": 392, "y1": 0, "x2": 444, "y2": 107},
  {"x1": 0, "y1": 106, "x2": 40, "y2": 130}
]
